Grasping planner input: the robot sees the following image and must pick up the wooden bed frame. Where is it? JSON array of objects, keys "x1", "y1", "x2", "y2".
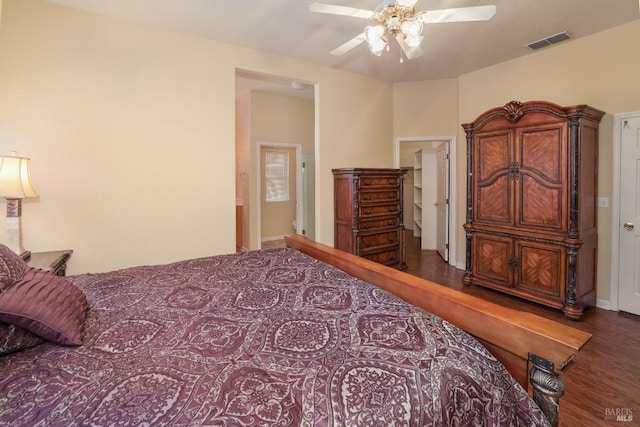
[{"x1": 285, "y1": 234, "x2": 592, "y2": 427}]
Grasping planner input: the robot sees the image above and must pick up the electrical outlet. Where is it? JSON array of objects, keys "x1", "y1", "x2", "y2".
[{"x1": 597, "y1": 197, "x2": 608, "y2": 208}]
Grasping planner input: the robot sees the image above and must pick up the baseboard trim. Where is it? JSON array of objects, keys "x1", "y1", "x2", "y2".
[
  {"x1": 261, "y1": 235, "x2": 286, "y2": 242},
  {"x1": 596, "y1": 299, "x2": 612, "y2": 310}
]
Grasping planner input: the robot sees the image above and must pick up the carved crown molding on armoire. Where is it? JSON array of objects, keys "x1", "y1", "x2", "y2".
[{"x1": 462, "y1": 100, "x2": 605, "y2": 320}]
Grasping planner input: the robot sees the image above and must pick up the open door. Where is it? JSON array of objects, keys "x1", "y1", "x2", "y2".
[
  {"x1": 302, "y1": 154, "x2": 316, "y2": 239},
  {"x1": 436, "y1": 143, "x2": 449, "y2": 261}
]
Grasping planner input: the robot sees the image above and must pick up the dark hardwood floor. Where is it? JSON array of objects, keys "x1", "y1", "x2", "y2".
[{"x1": 404, "y1": 235, "x2": 639, "y2": 427}]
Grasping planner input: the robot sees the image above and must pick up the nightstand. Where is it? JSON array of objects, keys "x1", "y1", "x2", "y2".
[{"x1": 27, "y1": 250, "x2": 73, "y2": 276}]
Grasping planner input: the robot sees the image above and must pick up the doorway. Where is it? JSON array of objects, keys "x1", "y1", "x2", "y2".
[
  {"x1": 611, "y1": 111, "x2": 640, "y2": 315},
  {"x1": 235, "y1": 70, "x2": 316, "y2": 250},
  {"x1": 257, "y1": 143, "x2": 304, "y2": 247},
  {"x1": 396, "y1": 136, "x2": 457, "y2": 267}
]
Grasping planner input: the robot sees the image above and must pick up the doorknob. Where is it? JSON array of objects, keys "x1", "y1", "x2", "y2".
[{"x1": 624, "y1": 222, "x2": 634, "y2": 230}]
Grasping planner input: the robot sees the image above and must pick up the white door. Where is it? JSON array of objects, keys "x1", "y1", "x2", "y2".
[
  {"x1": 436, "y1": 143, "x2": 449, "y2": 261},
  {"x1": 618, "y1": 115, "x2": 640, "y2": 315},
  {"x1": 302, "y1": 154, "x2": 315, "y2": 239}
]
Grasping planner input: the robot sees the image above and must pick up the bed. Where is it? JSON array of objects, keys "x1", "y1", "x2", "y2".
[{"x1": 0, "y1": 234, "x2": 590, "y2": 426}]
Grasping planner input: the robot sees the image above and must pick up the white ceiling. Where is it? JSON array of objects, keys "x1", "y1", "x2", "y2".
[{"x1": 41, "y1": 0, "x2": 640, "y2": 89}]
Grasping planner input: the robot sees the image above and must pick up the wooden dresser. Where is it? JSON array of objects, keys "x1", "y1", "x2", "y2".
[
  {"x1": 333, "y1": 168, "x2": 408, "y2": 270},
  {"x1": 462, "y1": 101, "x2": 604, "y2": 319}
]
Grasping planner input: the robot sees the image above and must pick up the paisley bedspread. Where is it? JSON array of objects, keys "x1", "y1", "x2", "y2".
[{"x1": 0, "y1": 247, "x2": 549, "y2": 426}]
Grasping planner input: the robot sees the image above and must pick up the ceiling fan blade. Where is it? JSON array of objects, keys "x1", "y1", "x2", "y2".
[
  {"x1": 419, "y1": 5, "x2": 496, "y2": 24},
  {"x1": 309, "y1": 3, "x2": 374, "y2": 19},
  {"x1": 330, "y1": 32, "x2": 367, "y2": 56},
  {"x1": 395, "y1": 34, "x2": 423, "y2": 60},
  {"x1": 396, "y1": 0, "x2": 419, "y2": 8}
]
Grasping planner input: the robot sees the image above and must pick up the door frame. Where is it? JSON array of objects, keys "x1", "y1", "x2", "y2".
[
  {"x1": 610, "y1": 110, "x2": 640, "y2": 311},
  {"x1": 256, "y1": 141, "x2": 304, "y2": 249},
  {"x1": 395, "y1": 136, "x2": 457, "y2": 267}
]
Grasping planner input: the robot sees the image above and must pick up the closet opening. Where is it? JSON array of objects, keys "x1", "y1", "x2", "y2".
[{"x1": 396, "y1": 137, "x2": 457, "y2": 267}]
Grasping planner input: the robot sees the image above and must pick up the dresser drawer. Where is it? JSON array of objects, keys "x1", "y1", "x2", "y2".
[
  {"x1": 360, "y1": 203, "x2": 400, "y2": 217},
  {"x1": 359, "y1": 189, "x2": 400, "y2": 203},
  {"x1": 359, "y1": 215, "x2": 400, "y2": 231},
  {"x1": 362, "y1": 248, "x2": 400, "y2": 266},
  {"x1": 358, "y1": 229, "x2": 400, "y2": 253},
  {"x1": 359, "y1": 175, "x2": 401, "y2": 187}
]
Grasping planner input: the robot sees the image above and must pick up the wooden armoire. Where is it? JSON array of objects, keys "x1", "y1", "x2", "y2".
[
  {"x1": 462, "y1": 101, "x2": 605, "y2": 319},
  {"x1": 333, "y1": 168, "x2": 408, "y2": 270}
]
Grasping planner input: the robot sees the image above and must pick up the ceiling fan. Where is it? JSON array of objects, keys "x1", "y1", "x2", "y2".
[{"x1": 310, "y1": 0, "x2": 496, "y2": 60}]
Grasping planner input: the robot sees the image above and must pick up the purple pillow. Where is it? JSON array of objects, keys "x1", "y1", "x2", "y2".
[
  {"x1": 0, "y1": 321, "x2": 44, "y2": 355},
  {"x1": 0, "y1": 267, "x2": 89, "y2": 345},
  {"x1": 0, "y1": 243, "x2": 28, "y2": 290}
]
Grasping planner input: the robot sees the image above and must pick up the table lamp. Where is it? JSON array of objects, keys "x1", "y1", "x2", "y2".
[{"x1": 0, "y1": 152, "x2": 38, "y2": 260}]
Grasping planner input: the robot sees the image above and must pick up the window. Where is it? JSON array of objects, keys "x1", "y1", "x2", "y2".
[{"x1": 265, "y1": 150, "x2": 289, "y2": 202}]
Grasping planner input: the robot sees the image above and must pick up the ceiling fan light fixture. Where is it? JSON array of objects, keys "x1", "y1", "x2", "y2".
[
  {"x1": 368, "y1": 37, "x2": 387, "y2": 55},
  {"x1": 365, "y1": 24, "x2": 385, "y2": 44},
  {"x1": 404, "y1": 33, "x2": 423, "y2": 48},
  {"x1": 311, "y1": 2, "x2": 496, "y2": 60},
  {"x1": 365, "y1": 3, "x2": 424, "y2": 58},
  {"x1": 400, "y1": 19, "x2": 422, "y2": 37},
  {"x1": 365, "y1": 24, "x2": 388, "y2": 55}
]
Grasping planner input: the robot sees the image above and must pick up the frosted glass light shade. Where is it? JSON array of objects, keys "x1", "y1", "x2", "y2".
[
  {"x1": 368, "y1": 38, "x2": 387, "y2": 56},
  {"x1": 365, "y1": 25, "x2": 387, "y2": 56},
  {"x1": 405, "y1": 34, "x2": 423, "y2": 48},
  {"x1": 401, "y1": 19, "x2": 422, "y2": 36},
  {"x1": 365, "y1": 25, "x2": 385, "y2": 44}
]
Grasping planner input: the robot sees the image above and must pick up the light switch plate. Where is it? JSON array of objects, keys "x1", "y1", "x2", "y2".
[{"x1": 597, "y1": 197, "x2": 608, "y2": 208}]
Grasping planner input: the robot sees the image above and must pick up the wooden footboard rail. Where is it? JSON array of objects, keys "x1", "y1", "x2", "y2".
[{"x1": 285, "y1": 234, "x2": 591, "y2": 426}]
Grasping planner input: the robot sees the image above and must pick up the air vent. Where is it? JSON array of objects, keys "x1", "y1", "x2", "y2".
[{"x1": 525, "y1": 31, "x2": 570, "y2": 50}]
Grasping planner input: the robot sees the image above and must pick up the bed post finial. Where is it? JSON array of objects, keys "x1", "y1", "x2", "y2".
[{"x1": 528, "y1": 353, "x2": 565, "y2": 427}]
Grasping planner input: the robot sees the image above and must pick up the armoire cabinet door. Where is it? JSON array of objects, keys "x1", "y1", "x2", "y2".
[
  {"x1": 516, "y1": 123, "x2": 568, "y2": 232},
  {"x1": 515, "y1": 240, "x2": 566, "y2": 306},
  {"x1": 472, "y1": 233, "x2": 566, "y2": 305},
  {"x1": 473, "y1": 131, "x2": 514, "y2": 226},
  {"x1": 471, "y1": 232, "x2": 514, "y2": 288}
]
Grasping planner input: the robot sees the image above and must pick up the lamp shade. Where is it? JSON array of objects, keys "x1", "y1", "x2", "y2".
[{"x1": 0, "y1": 153, "x2": 38, "y2": 199}]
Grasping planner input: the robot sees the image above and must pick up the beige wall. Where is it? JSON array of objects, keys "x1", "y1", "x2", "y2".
[
  {"x1": 250, "y1": 92, "x2": 315, "y2": 151},
  {"x1": 0, "y1": 0, "x2": 394, "y2": 273},
  {"x1": 393, "y1": 79, "x2": 459, "y2": 137}
]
